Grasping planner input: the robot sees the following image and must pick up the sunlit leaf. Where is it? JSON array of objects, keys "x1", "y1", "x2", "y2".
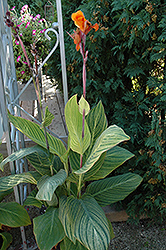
[
  {"x1": 65, "y1": 95, "x2": 91, "y2": 155},
  {"x1": 40, "y1": 106, "x2": 54, "y2": 128},
  {"x1": 75, "y1": 125, "x2": 130, "y2": 175},
  {"x1": 8, "y1": 112, "x2": 66, "y2": 162},
  {"x1": 86, "y1": 146, "x2": 134, "y2": 181},
  {"x1": 78, "y1": 95, "x2": 90, "y2": 116},
  {"x1": 36, "y1": 169, "x2": 67, "y2": 201},
  {"x1": 86, "y1": 101, "x2": 107, "y2": 147},
  {"x1": 0, "y1": 171, "x2": 41, "y2": 192}
]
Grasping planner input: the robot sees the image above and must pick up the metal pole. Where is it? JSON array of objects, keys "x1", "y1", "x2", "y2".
[{"x1": 56, "y1": 0, "x2": 68, "y2": 105}]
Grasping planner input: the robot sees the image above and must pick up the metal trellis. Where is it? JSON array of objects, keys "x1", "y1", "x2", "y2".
[{"x1": 0, "y1": 0, "x2": 68, "y2": 249}]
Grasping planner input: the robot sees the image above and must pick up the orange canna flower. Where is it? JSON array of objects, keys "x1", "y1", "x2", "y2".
[
  {"x1": 71, "y1": 10, "x2": 99, "y2": 35},
  {"x1": 72, "y1": 28, "x2": 82, "y2": 51}
]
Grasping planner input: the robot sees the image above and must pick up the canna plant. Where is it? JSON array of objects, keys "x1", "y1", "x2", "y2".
[{"x1": 0, "y1": 10, "x2": 143, "y2": 250}]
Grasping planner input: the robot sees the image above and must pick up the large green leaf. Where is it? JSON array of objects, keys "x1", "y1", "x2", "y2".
[
  {"x1": 36, "y1": 169, "x2": 67, "y2": 201},
  {"x1": 83, "y1": 152, "x2": 106, "y2": 181},
  {"x1": 0, "y1": 202, "x2": 31, "y2": 227},
  {"x1": 69, "y1": 150, "x2": 106, "y2": 180},
  {"x1": 8, "y1": 112, "x2": 66, "y2": 162},
  {"x1": 33, "y1": 208, "x2": 65, "y2": 250},
  {"x1": 0, "y1": 189, "x2": 13, "y2": 202},
  {"x1": 59, "y1": 196, "x2": 76, "y2": 243},
  {"x1": 27, "y1": 149, "x2": 64, "y2": 176},
  {"x1": 69, "y1": 149, "x2": 90, "y2": 172},
  {"x1": 65, "y1": 95, "x2": 91, "y2": 155},
  {"x1": 0, "y1": 145, "x2": 48, "y2": 172},
  {"x1": 26, "y1": 149, "x2": 53, "y2": 176},
  {"x1": 23, "y1": 189, "x2": 43, "y2": 208},
  {"x1": 66, "y1": 195, "x2": 110, "y2": 250},
  {"x1": 86, "y1": 146, "x2": 134, "y2": 181},
  {"x1": 0, "y1": 171, "x2": 41, "y2": 192},
  {"x1": 69, "y1": 150, "x2": 81, "y2": 172},
  {"x1": 0, "y1": 231, "x2": 12, "y2": 250},
  {"x1": 60, "y1": 237, "x2": 88, "y2": 250},
  {"x1": 75, "y1": 125, "x2": 130, "y2": 175},
  {"x1": 86, "y1": 100, "x2": 107, "y2": 147},
  {"x1": 86, "y1": 173, "x2": 143, "y2": 207}
]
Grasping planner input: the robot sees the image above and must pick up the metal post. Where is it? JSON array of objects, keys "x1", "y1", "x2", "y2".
[{"x1": 56, "y1": 0, "x2": 68, "y2": 105}]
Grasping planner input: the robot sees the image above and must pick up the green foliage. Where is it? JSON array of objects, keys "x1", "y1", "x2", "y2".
[
  {"x1": 46, "y1": 0, "x2": 166, "y2": 223},
  {"x1": 0, "y1": 202, "x2": 31, "y2": 227},
  {"x1": 0, "y1": 94, "x2": 141, "y2": 250},
  {"x1": 0, "y1": 231, "x2": 12, "y2": 250},
  {"x1": 0, "y1": 190, "x2": 31, "y2": 249},
  {"x1": 33, "y1": 208, "x2": 65, "y2": 250}
]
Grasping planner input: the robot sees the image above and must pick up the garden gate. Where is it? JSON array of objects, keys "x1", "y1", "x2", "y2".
[{"x1": 0, "y1": 0, "x2": 68, "y2": 249}]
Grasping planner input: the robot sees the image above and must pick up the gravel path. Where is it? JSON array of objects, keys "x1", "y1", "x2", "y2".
[{"x1": 109, "y1": 220, "x2": 166, "y2": 250}]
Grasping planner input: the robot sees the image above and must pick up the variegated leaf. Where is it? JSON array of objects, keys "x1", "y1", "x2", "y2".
[
  {"x1": 0, "y1": 171, "x2": 41, "y2": 192},
  {"x1": 36, "y1": 169, "x2": 67, "y2": 201},
  {"x1": 86, "y1": 146, "x2": 134, "y2": 181},
  {"x1": 59, "y1": 196, "x2": 76, "y2": 243},
  {"x1": 34, "y1": 208, "x2": 65, "y2": 250},
  {"x1": 65, "y1": 95, "x2": 91, "y2": 155},
  {"x1": 8, "y1": 112, "x2": 66, "y2": 162},
  {"x1": 75, "y1": 125, "x2": 130, "y2": 175},
  {"x1": 86, "y1": 173, "x2": 143, "y2": 206},
  {"x1": 66, "y1": 195, "x2": 110, "y2": 250}
]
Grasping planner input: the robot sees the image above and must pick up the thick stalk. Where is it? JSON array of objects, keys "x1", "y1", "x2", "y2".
[
  {"x1": 78, "y1": 35, "x2": 87, "y2": 196},
  {"x1": 83, "y1": 60, "x2": 86, "y2": 98}
]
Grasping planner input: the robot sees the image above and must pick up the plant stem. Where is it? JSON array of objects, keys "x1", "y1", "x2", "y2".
[
  {"x1": 77, "y1": 174, "x2": 82, "y2": 198},
  {"x1": 78, "y1": 33, "x2": 88, "y2": 195},
  {"x1": 33, "y1": 45, "x2": 50, "y2": 154},
  {"x1": 83, "y1": 59, "x2": 86, "y2": 98}
]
